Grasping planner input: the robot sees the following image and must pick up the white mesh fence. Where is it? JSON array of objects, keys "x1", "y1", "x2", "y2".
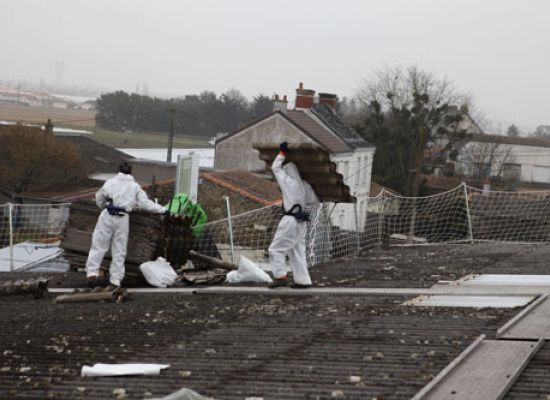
[
  {"x1": 192, "y1": 183, "x2": 550, "y2": 267},
  {"x1": 3, "y1": 183, "x2": 550, "y2": 272},
  {"x1": 0, "y1": 203, "x2": 70, "y2": 271},
  {"x1": 467, "y1": 185, "x2": 550, "y2": 242}
]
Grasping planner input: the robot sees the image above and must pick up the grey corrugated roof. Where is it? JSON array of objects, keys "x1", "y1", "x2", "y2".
[
  {"x1": 286, "y1": 110, "x2": 352, "y2": 153},
  {"x1": 56, "y1": 135, "x2": 133, "y2": 173},
  {"x1": 311, "y1": 104, "x2": 373, "y2": 149},
  {"x1": 469, "y1": 133, "x2": 550, "y2": 148}
]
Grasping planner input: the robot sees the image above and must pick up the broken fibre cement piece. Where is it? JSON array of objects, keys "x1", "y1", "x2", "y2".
[{"x1": 81, "y1": 363, "x2": 170, "y2": 377}]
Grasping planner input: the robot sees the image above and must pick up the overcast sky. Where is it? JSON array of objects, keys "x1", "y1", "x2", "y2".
[{"x1": 1, "y1": 0, "x2": 549, "y2": 131}]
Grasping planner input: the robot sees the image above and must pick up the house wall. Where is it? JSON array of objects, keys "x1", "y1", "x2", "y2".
[
  {"x1": 331, "y1": 148, "x2": 375, "y2": 230},
  {"x1": 214, "y1": 114, "x2": 316, "y2": 171},
  {"x1": 457, "y1": 142, "x2": 550, "y2": 184}
]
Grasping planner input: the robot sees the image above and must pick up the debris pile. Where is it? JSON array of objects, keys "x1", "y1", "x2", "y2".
[
  {"x1": 0, "y1": 277, "x2": 49, "y2": 298},
  {"x1": 60, "y1": 200, "x2": 233, "y2": 286}
]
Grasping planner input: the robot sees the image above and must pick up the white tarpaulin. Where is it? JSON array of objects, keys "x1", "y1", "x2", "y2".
[
  {"x1": 81, "y1": 363, "x2": 170, "y2": 377},
  {"x1": 0, "y1": 242, "x2": 63, "y2": 272}
]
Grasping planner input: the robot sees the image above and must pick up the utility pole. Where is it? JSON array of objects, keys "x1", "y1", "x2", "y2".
[{"x1": 167, "y1": 108, "x2": 175, "y2": 162}]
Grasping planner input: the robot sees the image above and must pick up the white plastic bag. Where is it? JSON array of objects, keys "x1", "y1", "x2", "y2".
[
  {"x1": 139, "y1": 257, "x2": 178, "y2": 288},
  {"x1": 226, "y1": 255, "x2": 272, "y2": 284}
]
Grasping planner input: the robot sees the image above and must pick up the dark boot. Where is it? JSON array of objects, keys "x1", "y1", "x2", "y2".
[{"x1": 268, "y1": 276, "x2": 289, "y2": 288}]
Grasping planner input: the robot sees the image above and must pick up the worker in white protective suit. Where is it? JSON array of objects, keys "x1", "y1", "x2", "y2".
[
  {"x1": 268, "y1": 142, "x2": 320, "y2": 288},
  {"x1": 85, "y1": 162, "x2": 167, "y2": 288}
]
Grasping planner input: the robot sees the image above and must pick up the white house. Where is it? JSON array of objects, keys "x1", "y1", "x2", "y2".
[
  {"x1": 455, "y1": 134, "x2": 550, "y2": 186},
  {"x1": 214, "y1": 83, "x2": 376, "y2": 230}
]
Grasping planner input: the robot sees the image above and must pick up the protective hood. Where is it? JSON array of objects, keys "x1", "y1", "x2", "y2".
[{"x1": 282, "y1": 161, "x2": 301, "y2": 181}]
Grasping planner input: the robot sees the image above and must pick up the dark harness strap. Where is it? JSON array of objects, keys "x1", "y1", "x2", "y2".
[
  {"x1": 106, "y1": 199, "x2": 127, "y2": 217},
  {"x1": 284, "y1": 204, "x2": 310, "y2": 222}
]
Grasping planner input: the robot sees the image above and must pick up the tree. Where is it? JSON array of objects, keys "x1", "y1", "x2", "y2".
[
  {"x1": 250, "y1": 94, "x2": 273, "y2": 118},
  {"x1": 507, "y1": 124, "x2": 520, "y2": 137},
  {"x1": 0, "y1": 125, "x2": 88, "y2": 194},
  {"x1": 459, "y1": 141, "x2": 516, "y2": 186},
  {"x1": 532, "y1": 125, "x2": 550, "y2": 138},
  {"x1": 357, "y1": 66, "x2": 470, "y2": 196}
]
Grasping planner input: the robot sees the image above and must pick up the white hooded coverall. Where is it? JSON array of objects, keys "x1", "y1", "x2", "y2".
[
  {"x1": 86, "y1": 172, "x2": 166, "y2": 286},
  {"x1": 268, "y1": 154, "x2": 320, "y2": 285}
]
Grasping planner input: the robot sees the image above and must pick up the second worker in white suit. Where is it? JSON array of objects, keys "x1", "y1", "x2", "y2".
[
  {"x1": 268, "y1": 142, "x2": 320, "y2": 288},
  {"x1": 86, "y1": 162, "x2": 167, "y2": 288}
]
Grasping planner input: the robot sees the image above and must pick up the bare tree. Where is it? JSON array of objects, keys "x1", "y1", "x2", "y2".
[
  {"x1": 358, "y1": 65, "x2": 461, "y2": 110},
  {"x1": 358, "y1": 65, "x2": 486, "y2": 127},
  {"x1": 460, "y1": 141, "x2": 516, "y2": 186}
]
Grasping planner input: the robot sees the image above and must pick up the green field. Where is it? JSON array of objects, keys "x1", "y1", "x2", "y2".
[
  {"x1": 0, "y1": 104, "x2": 211, "y2": 148},
  {"x1": 90, "y1": 129, "x2": 210, "y2": 149}
]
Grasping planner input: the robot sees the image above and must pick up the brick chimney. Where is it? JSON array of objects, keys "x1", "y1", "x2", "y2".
[
  {"x1": 318, "y1": 92, "x2": 337, "y2": 109},
  {"x1": 272, "y1": 94, "x2": 288, "y2": 114},
  {"x1": 295, "y1": 82, "x2": 315, "y2": 109}
]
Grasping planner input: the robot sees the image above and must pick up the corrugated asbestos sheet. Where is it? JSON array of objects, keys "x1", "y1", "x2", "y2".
[
  {"x1": 253, "y1": 142, "x2": 355, "y2": 203},
  {"x1": 0, "y1": 293, "x2": 518, "y2": 400}
]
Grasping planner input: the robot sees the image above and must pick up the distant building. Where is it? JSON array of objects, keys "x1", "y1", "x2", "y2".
[
  {"x1": 214, "y1": 82, "x2": 376, "y2": 229},
  {"x1": 454, "y1": 134, "x2": 550, "y2": 187}
]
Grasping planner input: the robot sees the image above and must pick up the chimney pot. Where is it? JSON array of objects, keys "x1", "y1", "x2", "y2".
[
  {"x1": 295, "y1": 82, "x2": 315, "y2": 109},
  {"x1": 273, "y1": 93, "x2": 288, "y2": 114},
  {"x1": 318, "y1": 92, "x2": 338, "y2": 109}
]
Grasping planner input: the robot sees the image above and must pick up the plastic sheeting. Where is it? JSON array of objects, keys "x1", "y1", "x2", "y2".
[
  {"x1": 81, "y1": 363, "x2": 170, "y2": 377},
  {"x1": 0, "y1": 242, "x2": 63, "y2": 272}
]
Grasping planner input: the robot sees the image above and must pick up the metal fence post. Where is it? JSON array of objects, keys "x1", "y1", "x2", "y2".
[
  {"x1": 462, "y1": 182, "x2": 474, "y2": 243},
  {"x1": 8, "y1": 203, "x2": 14, "y2": 271},
  {"x1": 223, "y1": 196, "x2": 235, "y2": 264}
]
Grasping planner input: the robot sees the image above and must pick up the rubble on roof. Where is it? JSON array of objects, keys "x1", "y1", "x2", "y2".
[{"x1": 253, "y1": 142, "x2": 355, "y2": 203}]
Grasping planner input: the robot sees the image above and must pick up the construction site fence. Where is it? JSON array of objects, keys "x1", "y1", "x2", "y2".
[
  {"x1": 192, "y1": 182, "x2": 550, "y2": 267},
  {"x1": 2, "y1": 182, "x2": 550, "y2": 270},
  {"x1": 0, "y1": 203, "x2": 71, "y2": 271}
]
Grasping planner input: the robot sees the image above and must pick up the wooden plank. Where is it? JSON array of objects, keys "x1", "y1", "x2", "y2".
[
  {"x1": 499, "y1": 294, "x2": 550, "y2": 339},
  {"x1": 414, "y1": 338, "x2": 543, "y2": 400}
]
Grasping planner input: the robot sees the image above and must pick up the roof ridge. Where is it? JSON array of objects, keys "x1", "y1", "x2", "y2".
[{"x1": 201, "y1": 171, "x2": 281, "y2": 206}]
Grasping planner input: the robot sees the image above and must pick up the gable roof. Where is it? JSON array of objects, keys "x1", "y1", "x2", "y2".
[
  {"x1": 216, "y1": 107, "x2": 373, "y2": 155},
  {"x1": 56, "y1": 135, "x2": 133, "y2": 174},
  {"x1": 201, "y1": 170, "x2": 281, "y2": 206},
  {"x1": 310, "y1": 104, "x2": 372, "y2": 149}
]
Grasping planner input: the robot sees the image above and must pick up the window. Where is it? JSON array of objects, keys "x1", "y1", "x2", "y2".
[
  {"x1": 502, "y1": 163, "x2": 521, "y2": 181},
  {"x1": 473, "y1": 162, "x2": 491, "y2": 179},
  {"x1": 343, "y1": 161, "x2": 349, "y2": 182},
  {"x1": 362, "y1": 156, "x2": 369, "y2": 185},
  {"x1": 533, "y1": 166, "x2": 550, "y2": 183}
]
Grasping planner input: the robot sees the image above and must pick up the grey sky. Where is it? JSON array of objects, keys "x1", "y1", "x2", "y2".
[{"x1": 1, "y1": 0, "x2": 549, "y2": 131}]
